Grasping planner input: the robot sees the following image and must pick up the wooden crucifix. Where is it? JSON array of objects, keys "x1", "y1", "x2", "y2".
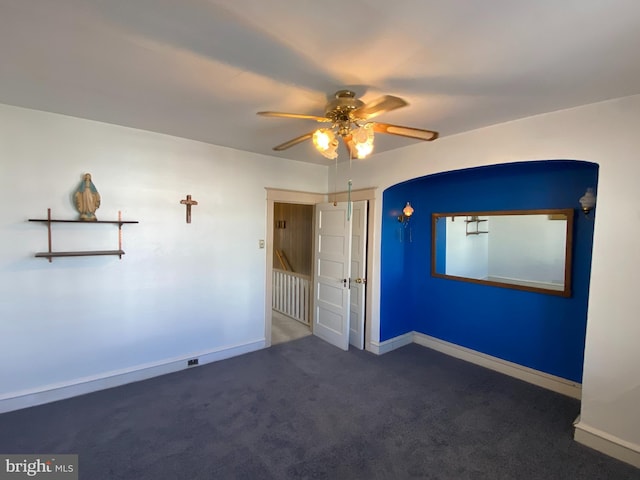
[{"x1": 180, "y1": 194, "x2": 198, "y2": 223}]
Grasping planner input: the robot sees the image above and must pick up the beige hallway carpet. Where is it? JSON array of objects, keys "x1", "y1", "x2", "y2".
[{"x1": 271, "y1": 310, "x2": 311, "y2": 345}]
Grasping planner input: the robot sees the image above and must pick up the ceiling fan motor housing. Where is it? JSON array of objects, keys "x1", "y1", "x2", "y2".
[{"x1": 325, "y1": 90, "x2": 364, "y2": 136}]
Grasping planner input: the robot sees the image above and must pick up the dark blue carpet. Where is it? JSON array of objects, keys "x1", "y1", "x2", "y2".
[{"x1": 0, "y1": 336, "x2": 638, "y2": 479}]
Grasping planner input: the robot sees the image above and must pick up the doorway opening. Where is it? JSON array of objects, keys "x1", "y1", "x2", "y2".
[
  {"x1": 264, "y1": 187, "x2": 377, "y2": 351},
  {"x1": 271, "y1": 202, "x2": 313, "y2": 345}
]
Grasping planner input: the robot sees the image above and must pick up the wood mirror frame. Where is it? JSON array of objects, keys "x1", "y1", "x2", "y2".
[{"x1": 431, "y1": 209, "x2": 574, "y2": 297}]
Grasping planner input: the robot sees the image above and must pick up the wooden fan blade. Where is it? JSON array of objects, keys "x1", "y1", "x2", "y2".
[
  {"x1": 352, "y1": 95, "x2": 408, "y2": 120},
  {"x1": 373, "y1": 122, "x2": 439, "y2": 141},
  {"x1": 273, "y1": 132, "x2": 315, "y2": 151},
  {"x1": 257, "y1": 111, "x2": 330, "y2": 122}
]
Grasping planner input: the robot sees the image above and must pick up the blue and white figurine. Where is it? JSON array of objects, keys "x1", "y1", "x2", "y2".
[{"x1": 74, "y1": 173, "x2": 101, "y2": 221}]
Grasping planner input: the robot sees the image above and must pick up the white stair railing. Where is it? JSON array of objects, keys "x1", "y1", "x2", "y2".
[{"x1": 272, "y1": 268, "x2": 311, "y2": 325}]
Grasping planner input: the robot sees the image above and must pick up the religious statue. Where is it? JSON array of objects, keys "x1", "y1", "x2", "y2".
[{"x1": 74, "y1": 173, "x2": 101, "y2": 221}]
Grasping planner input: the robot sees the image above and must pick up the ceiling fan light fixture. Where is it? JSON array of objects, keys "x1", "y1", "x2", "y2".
[
  {"x1": 312, "y1": 128, "x2": 339, "y2": 159},
  {"x1": 352, "y1": 123, "x2": 375, "y2": 159},
  {"x1": 354, "y1": 139, "x2": 374, "y2": 159},
  {"x1": 258, "y1": 90, "x2": 439, "y2": 158}
]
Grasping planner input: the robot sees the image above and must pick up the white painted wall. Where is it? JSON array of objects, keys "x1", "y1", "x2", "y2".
[
  {"x1": 0, "y1": 104, "x2": 327, "y2": 401},
  {"x1": 331, "y1": 95, "x2": 640, "y2": 461}
]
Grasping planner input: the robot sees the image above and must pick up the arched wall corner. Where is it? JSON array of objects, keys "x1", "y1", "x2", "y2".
[{"x1": 380, "y1": 159, "x2": 599, "y2": 383}]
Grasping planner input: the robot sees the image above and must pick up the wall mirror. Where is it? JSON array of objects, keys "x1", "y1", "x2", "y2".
[{"x1": 431, "y1": 209, "x2": 574, "y2": 296}]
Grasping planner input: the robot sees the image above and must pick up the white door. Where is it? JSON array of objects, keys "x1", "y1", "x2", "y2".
[
  {"x1": 349, "y1": 201, "x2": 368, "y2": 349},
  {"x1": 313, "y1": 202, "x2": 352, "y2": 350}
]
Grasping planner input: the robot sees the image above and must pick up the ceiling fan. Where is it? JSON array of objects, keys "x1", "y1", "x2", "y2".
[{"x1": 257, "y1": 90, "x2": 439, "y2": 160}]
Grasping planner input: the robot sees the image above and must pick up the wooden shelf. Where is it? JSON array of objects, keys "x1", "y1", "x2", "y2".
[
  {"x1": 465, "y1": 216, "x2": 489, "y2": 236},
  {"x1": 29, "y1": 219, "x2": 138, "y2": 224},
  {"x1": 30, "y1": 208, "x2": 137, "y2": 262},
  {"x1": 35, "y1": 250, "x2": 125, "y2": 258}
]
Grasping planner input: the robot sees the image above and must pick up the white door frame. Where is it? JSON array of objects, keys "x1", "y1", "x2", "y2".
[
  {"x1": 265, "y1": 188, "x2": 325, "y2": 348},
  {"x1": 264, "y1": 187, "x2": 377, "y2": 350}
]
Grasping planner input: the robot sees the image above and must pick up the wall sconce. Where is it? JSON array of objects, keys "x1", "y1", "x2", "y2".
[
  {"x1": 398, "y1": 202, "x2": 414, "y2": 223},
  {"x1": 579, "y1": 188, "x2": 596, "y2": 216}
]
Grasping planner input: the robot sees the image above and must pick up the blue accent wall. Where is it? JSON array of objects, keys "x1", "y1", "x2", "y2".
[{"x1": 380, "y1": 160, "x2": 598, "y2": 383}]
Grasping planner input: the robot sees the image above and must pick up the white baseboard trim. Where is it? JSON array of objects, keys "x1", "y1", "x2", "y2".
[
  {"x1": 369, "y1": 332, "x2": 582, "y2": 399},
  {"x1": 369, "y1": 332, "x2": 413, "y2": 355},
  {"x1": 574, "y1": 420, "x2": 640, "y2": 468},
  {"x1": 370, "y1": 330, "x2": 582, "y2": 399},
  {"x1": 372, "y1": 331, "x2": 581, "y2": 399},
  {"x1": 0, "y1": 339, "x2": 265, "y2": 414},
  {"x1": 412, "y1": 332, "x2": 581, "y2": 399}
]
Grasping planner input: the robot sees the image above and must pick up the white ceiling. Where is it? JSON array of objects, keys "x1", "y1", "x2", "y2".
[{"x1": 2, "y1": 0, "x2": 640, "y2": 165}]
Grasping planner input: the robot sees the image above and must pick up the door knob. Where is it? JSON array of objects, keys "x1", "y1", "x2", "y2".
[{"x1": 355, "y1": 278, "x2": 367, "y2": 284}]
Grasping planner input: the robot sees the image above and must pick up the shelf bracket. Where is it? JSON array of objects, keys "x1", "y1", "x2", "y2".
[{"x1": 46, "y1": 208, "x2": 53, "y2": 262}]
